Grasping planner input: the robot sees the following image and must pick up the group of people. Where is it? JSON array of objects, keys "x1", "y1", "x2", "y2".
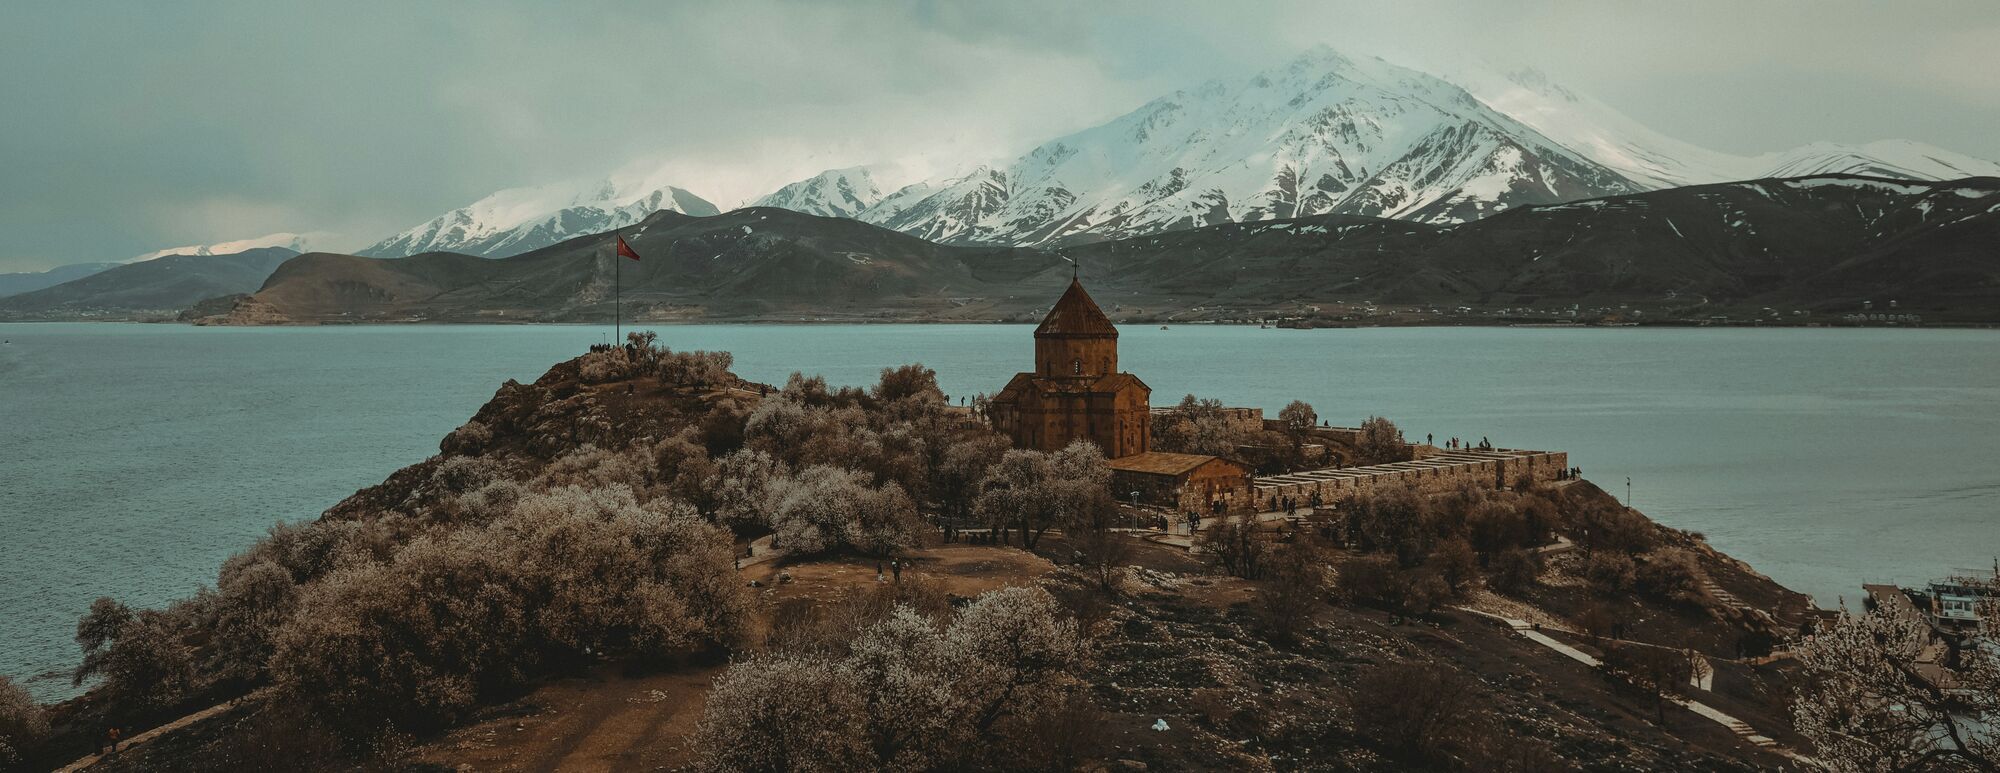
[
  {"x1": 1557, "y1": 466, "x2": 1584, "y2": 480},
  {"x1": 1264, "y1": 490, "x2": 1324, "y2": 516},
  {"x1": 1435, "y1": 434, "x2": 1493, "y2": 451}
]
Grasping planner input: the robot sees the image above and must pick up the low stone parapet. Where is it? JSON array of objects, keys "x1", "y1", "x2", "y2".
[{"x1": 1251, "y1": 448, "x2": 1568, "y2": 507}]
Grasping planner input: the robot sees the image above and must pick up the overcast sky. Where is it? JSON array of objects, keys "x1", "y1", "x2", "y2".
[{"x1": 4, "y1": 0, "x2": 1997, "y2": 272}]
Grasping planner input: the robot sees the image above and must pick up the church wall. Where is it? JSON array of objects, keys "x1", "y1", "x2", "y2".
[{"x1": 1036, "y1": 335, "x2": 1118, "y2": 378}]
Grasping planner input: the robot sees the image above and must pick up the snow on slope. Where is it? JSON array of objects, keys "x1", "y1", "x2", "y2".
[
  {"x1": 843, "y1": 46, "x2": 1642, "y2": 245},
  {"x1": 1452, "y1": 67, "x2": 2000, "y2": 187},
  {"x1": 360, "y1": 171, "x2": 720, "y2": 258},
  {"x1": 1755, "y1": 140, "x2": 2000, "y2": 181},
  {"x1": 749, "y1": 166, "x2": 885, "y2": 219},
  {"x1": 131, "y1": 232, "x2": 329, "y2": 262}
]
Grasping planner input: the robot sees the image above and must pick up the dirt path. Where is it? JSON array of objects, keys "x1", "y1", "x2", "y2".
[
  {"x1": 54, "y1": 689, "x2": 267, "y2": 773},
  {"x1": 413, "y1": 667, "x2": 721, "y2": 772}
]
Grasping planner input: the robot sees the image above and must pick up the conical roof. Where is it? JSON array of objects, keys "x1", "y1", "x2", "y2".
[{"x1": 1034, "y1": 278, "x2": 1117, "y2": 337}]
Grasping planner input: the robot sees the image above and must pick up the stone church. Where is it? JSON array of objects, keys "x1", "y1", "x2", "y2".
[
  {"x1": 987, "y1": 277, "x2": 1153, "y2": 457},
  {"x1": 985, "y1": 277, "x2": 1256, "y2": 514}
]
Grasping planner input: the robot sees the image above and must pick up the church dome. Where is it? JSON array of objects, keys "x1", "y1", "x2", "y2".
[{"x1": 1034, "y1": 278, "x2": 1117, "y2": 338}]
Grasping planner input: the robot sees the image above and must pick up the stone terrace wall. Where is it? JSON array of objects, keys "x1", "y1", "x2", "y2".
[{"x1": 1251, "y1": 449, "x2": 1568, "y2": 507}]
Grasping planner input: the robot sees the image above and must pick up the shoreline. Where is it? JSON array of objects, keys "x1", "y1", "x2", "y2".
[{"x1": 4, "y1": 316, "x2": 1996, "y2": 330}]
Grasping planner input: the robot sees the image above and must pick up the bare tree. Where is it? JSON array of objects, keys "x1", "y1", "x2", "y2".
[
  {"x1": 1354, "y1": 415, "x2": 1412, "y2": 465},
  {"x1": 1256, "y1": 537, "x2": 1329, "y2": 644},
  {"x1": 1278, "y1": 400, "x2": 1317, "y2": 445},
  {"x1": 1601, "y1": 642, "x2": 1691, "y2": 723},
  {"x1": 1351, "y1": 662, "x2": 1484, "y2": 763}
]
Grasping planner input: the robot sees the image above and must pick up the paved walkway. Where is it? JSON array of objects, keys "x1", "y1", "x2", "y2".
[{"x1": 1454, "y1": 607, "x2": 1809, "y2": 762}]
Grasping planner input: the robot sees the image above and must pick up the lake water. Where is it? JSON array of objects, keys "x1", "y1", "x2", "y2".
[{"x1": 3, "y1": 322, "x2": 1998, "y2": 701}]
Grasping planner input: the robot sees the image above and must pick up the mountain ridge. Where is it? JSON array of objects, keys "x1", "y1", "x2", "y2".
[
  {"x1": 200, "y1": 175, "x2": 2000, "y2": 326},
  {"x1": 0, "y1": 247, "x2": 300, "y2": 318}
]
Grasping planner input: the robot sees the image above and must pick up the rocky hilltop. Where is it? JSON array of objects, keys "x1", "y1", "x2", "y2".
[{"x1": 12, "y1": 344, "x2": 1824, "y2": 771}]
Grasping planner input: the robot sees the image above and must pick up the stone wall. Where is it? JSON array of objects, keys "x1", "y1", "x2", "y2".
[
  {"x1": 1152, "y1": 405, "x2": 1264, "y2": 435},
  {"x1": 1251, "y1": 449, "x2": 1568, "y2": 508}
]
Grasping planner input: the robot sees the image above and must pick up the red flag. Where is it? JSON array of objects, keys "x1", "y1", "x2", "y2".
[{"x1": 615, "y1": 234, "x2": 641, "y2": 261}]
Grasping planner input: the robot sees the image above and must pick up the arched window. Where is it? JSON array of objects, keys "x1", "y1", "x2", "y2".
[{"x1": 1072, "y1": 358, "x2": 1081, "y2": 374}]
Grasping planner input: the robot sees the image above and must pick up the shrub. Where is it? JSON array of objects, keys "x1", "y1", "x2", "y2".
[
  {"x1": 1430, "y1": 537, "x2": 1479, "y2": 595},
  {"x1": 0, "y1": 676, "x2": 48, "y2": 770},
  {"x1": 1350, "y1": 663, "x2": 1482, "y2": 763},
  {"x1": 73, "y1": 598, "x2": 198, "y2": 710},
  {"x1": 769, "y1": 465, "x2": 922, "y2": 556},
  {"x1": 873, "y1": 363, "x2": 944, "y2": 404},
  {"x1": 694, "y1": 587, "x2": 1086, "y2": 772},
  {"x1": 692, "y1": 653, "x2": 871, "y2": 771},
  {"x1": 1256, "y1": 538, "x2": 1329, "y2": 643},
  {"x1": 1200, "y1": 521, "x2": 1267, "y2": 579},
  {"x1": 1398, "y1": 570, "x2": 1452, "y2": 616},
  {"x1": 660, "y1": 350, "x2": 734, "y2": 388},
  {"x1": 1151, "y1": 394, "x2": 1251, "y2": 458},
  {"x1": 1581, "y1": 551, "x2": 1637, "y2": 593},
  {"x1": 1486, "y1": 548, "x2": 1541, "y2": 594},
  {"x1": 707, "y1": 448, "x2": 785, "y2": 531},
  {"x1": 1338, "y1": 555, "x2": 1400, "y2": 609},
  {"x1": 649, "y1": 432, "x2": 716, "y2": 511},
  {"x1": 1570, "y1": 498, "x2": 1656, "y2": 554},
  {"x1": 1601, "y1": 643, "x2": 1691, "y2": 723},
  {"x1": 269, "y1": 486, "x2": 748, "y2": 736},
  {"x1": 1347, "y1": 486, "x2": 1435, "y2": 567},
  {"x1": 206, "y1": 555, "x2": 301, "y2": 686},
  {"x1": 1466, "y1": 499, "x2": 1531, "y2": 555},
  {"x1": 539, "y1": 444, "x2": 649, "y2": 492},
  {"x1": 1633, "y1": 549, "x2": 1706, "y2": 607},
  {"x1": 439, "y1": 420, "x2": 494, "y2": 456},
  {"x1": 975, "y1": 442, "x2": 1112, "y2": 550}
]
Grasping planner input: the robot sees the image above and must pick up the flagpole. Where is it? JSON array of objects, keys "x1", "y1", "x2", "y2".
[{"x1": 614, "y1": 230, "x2": 621, "y2": 344}]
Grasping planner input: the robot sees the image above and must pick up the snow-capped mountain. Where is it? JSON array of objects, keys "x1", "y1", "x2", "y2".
[
  {"x1": 131, "y1": 232, "x2": 327, "y2": 262},
  {"x1": 825, "y1": 46, "x2": 1642, "y2": 245},
  {"x1": 375, "y1": 46, "x2": 2000, "y2": 253},
  {"x1": 749, "y1": 166, "x2": 883, "y2": 219},
  {"x1": 1452, "y1": 67, "x2": 2000, "y2": 188},
  {"x1": 359, "y1": 175, "x2": 719, "y2": 258}
]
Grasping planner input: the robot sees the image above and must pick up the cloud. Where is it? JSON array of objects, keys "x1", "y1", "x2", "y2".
[{"x1": 1, "y1": 0, "x2": 1996, "y2": 272}]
